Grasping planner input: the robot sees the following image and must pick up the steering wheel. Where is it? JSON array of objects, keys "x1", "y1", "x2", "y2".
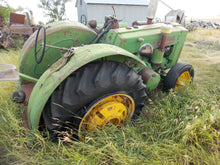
[
  {"x1": 80, "y1": 15, "x2": 87, "y2": 25},
  {"x1": 34, "y1": 25, "x2": 46, "y2": 64}
]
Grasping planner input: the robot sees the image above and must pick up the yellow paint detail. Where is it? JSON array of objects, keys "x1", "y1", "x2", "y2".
[
  {"x1": 78, "y1": 94, "x2": 135, "y2": 140},
  {"x1": 161, "y1": 28, "x2": 172, "y2": 34},
  {"x1": 175, "y1": 71, "x2": 192, "y2": 90}
]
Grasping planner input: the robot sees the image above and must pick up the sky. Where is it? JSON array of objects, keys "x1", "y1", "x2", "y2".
[
  {"x1": 6, "y1": 0, "x2": 77, "y2": 23},
  {"x1": 6, "y1": 0, "x2": 220, "y2": 24}
]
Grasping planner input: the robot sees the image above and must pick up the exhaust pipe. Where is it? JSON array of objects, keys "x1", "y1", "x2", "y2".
[{"x1": 147, "y1": 0, "x2": 159, "y2": 24}]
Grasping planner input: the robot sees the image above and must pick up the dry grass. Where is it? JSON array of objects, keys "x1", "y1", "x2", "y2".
[
  {"x1": 0, "y1": 49, "x2": 19, "y2": 98},
  {"x1": 180, "y1": 28, "x2": 220, "y2": 87},
  {"x1": 0, "y1": 29, "x2": 219, "y2": 164}
]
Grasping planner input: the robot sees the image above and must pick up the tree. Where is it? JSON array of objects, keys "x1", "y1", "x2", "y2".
[
  {"x1": 0, "y1": 0, "x2": 23, "y2": 24},
  {"x1": 38, "y1": 0, "x2": 71, "y2": 23}
]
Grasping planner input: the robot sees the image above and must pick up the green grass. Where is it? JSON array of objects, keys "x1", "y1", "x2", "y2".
[{"x1": 0, "y1": 29, "x2": 220, "y2": 164}]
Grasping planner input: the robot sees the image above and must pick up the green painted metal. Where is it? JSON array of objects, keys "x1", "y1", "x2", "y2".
[
  {"x1": 18, "y1": 21, "x2": 96, "y2": 84},
  {"x1": 151, "y1": 49, "x2": 164, "y2": 65},
  {"x1": 168, "y1": 27, "x2": 188, "y2": 67},
  {"x1": 27, "y1": 44, "x2": 146, "y2": 130},
  {"x1": 16, "y1": 19, "x2": 188, "y2": 131},
  {"x1": 99, "y1": 23, "x2": 188, "y2": 68},
  {"x1": 18, "y1": 73, "x2": 38, "y2": 83},
  {"x1": 145, "y1": 73, "x2": 161, "y2": 91}
]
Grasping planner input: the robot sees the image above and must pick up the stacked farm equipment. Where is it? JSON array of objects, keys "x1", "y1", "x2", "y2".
[
  {"x1": 0, "y1": 11, "x2": 38, "y2": 49},
  {"x1": 186, "y1": 20, "x2": 220, "y2": 32}
]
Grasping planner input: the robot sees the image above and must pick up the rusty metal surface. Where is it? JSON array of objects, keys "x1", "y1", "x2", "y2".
[
  {"x1": 18, "y1": 82, "x2": 35, "y2": 130},
  {"x1": 160, "y1": 34, "x2": 168, "y2": 50},
  {"x1": 88, "y1": 20, "x2": 97, "y2": 28},
  {"x1": 10, "y1": 13, "x2": 25, "y2": 25},
  {"x1": 10, "y1": 25, "x2": 34, "y2": 35},
  {"x1": 21, "y1": 82, "x2": 35, "y2": 107},
  {"x1": 138, "y1": 67, "x2": 160, "y2": 91},
  {"x1": 132, "y1": 21, "x2": 148, "y2": 27},
  {"x1": 138, "y1": 67, "x2": 155, "y2": 84},
  {"x1": 155, "y1": 36, "x2": 175, "y2": 48},
  {"x1": 0, "y1": 16, "x2": 3, "y2": 27},
  {"x1": 147, "y1": 19, "x2": 153, "y2": 25},
  {"x1": 112, "y1": 19, "x2": 119, "y2": 29}
]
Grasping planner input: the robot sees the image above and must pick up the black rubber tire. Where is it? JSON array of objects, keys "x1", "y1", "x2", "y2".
[
  {"x1": 43, "y1": 61, "x2": 147, "y2": 139},
  {"x1": 164, "y1": 62, "x2": 194, "y2": 91}
]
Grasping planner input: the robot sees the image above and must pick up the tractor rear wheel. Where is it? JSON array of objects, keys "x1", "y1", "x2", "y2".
[
  {"x1": 42, "y1": 61, "x2": 147, "y2": 140},
  {"x1": 164, "y1": 62, "x2": 194, "y2": 91}
]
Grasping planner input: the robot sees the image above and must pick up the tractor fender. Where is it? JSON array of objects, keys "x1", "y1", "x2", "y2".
[
  {"x1": 27, "y1": 44, "x2": 146, "y2": 130},
  {"x1": 19, "y1": 21, "x2": 96, "y2": 83}
]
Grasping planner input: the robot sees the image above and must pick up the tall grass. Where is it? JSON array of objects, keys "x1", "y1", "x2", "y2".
[
  {"x1": 0, "y1": 29, "x2": 219, "y2": 164},
  {"x1": 181, "y1": 28, "x2": 220, "y2": 88}
]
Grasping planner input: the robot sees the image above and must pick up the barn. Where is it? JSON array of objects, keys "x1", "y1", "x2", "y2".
[{"x1": 75, "y1": 0, "x2": 149, "y2": 26}]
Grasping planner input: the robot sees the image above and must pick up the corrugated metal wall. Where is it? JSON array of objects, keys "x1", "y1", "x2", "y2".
[
  {"x1": 86, "y1": 4, "x2": 148, "y2": 26},
  {"x1": 77, "y1": 0, "x2": 88, "y2": 24}
]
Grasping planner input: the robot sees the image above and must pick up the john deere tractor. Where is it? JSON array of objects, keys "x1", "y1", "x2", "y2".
[{"x1": 10, "y1": 0, "x2": 194, "y2": 140}]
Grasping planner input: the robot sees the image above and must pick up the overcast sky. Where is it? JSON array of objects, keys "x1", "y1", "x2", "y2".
[{"x1": 6, "y1": 0, "x2": 220, "y2": 24}]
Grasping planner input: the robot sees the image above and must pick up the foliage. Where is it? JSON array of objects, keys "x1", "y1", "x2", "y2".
[
  {"x1": 38, "y1": 21, "x2": 45, "y2": 25},
  {"x1": 0, "y1": 0, "x2": 23, "y2": 24},
  {"x1": 38, "y1": 0, "x2": 71, "y2": 23},
  {"x1": 0, "y1": 29, "x2": 220, "y2": 164}
]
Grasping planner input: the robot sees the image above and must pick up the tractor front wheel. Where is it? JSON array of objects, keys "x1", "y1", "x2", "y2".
[
  {"x1": 164, "y1": 62, "x2": 194, "y2": 91},
  {"x1": 42, "y1": 61, "x2": 147, "y2": 140}
]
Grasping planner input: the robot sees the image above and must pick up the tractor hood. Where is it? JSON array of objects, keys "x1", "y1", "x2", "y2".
[{"x1": 99, "y1": 23, "x2": 187, "y2": 54}]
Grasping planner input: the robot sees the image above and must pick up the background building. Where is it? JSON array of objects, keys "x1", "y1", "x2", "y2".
[{"x1": 75, "y1": 0, "x2": 149, "y2": 26}]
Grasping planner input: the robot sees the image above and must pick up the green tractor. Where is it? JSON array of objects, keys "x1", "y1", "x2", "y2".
[{"x1": 9, "y1": 0, "x2": 194, "y2": 140}]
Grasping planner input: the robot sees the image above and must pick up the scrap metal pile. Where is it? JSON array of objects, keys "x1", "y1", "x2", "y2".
[
  {"x1": 186, "y1": 20, "x2": 220, "y2": 32},
  {"x1": 0, "y1": 24, "x2": 13, "y2": 49},
  {"x1": 0, "y1": 12, "x2": 38, "y2": 49}
]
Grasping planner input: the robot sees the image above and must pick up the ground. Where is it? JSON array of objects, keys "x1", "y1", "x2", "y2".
[{"x1": 0, "y1": 28, "x2": 219, "y2": 164}]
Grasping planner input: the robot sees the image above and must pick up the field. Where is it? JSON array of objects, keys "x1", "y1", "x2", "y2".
[{"x1": 0, "y1": 28, "x2": 220, "y2": 164}]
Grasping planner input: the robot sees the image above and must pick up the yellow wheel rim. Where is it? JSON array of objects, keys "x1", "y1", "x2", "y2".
[
  {"x1": 78, "y1": 93, "x2": 135, "y2": 140},
  {"x1": 175, "y1": 71, "x2": 192, "y2": 90}
]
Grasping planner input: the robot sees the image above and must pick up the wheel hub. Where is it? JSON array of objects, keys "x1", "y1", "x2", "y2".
[
  {"x1": 78, "y1": 93, "x2": 135, "y2": 140},
  {"x1": 175, "y1": 71, "x2": 192, "y2": 90}
]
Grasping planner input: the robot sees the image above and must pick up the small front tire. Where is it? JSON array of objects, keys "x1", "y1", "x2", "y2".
[{"x1": 164, "y1": 62, "x2": 194, "y2": 91}]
